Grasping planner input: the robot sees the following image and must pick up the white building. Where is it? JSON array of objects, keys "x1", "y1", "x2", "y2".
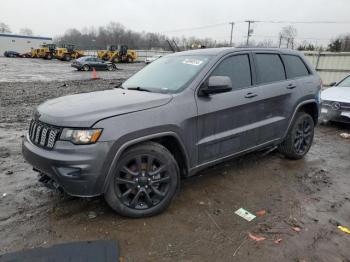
[{"x1": 0, "y1": 33, "x2": 52, "y2": 56}]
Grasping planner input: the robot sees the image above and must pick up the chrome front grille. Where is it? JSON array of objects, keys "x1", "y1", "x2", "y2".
[
  {"x1": 322, "y1": 100, "x2": 350, "y2": 110},
  {"x1": 28, "y1": 120, "x2": 61, "y2": 149}
]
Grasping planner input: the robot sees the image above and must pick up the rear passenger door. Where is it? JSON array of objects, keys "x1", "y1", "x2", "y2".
[
  {"x1": 252, "y1": 52, "x2": 301, "y2": 144},
  {"x1": 196, "y1": 52, "x2": 266, "y2": 164},
  {"x1": 92, "y1": 58, "x2": 104, "y2": 69}
]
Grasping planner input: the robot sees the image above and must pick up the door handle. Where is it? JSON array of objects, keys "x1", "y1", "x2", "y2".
[
  {"x1": 287, "y1": 83, "x2": 297, "y2": 89},
  {"x1": 244, "y1": 92, "x2": 257, "y2": 98}
]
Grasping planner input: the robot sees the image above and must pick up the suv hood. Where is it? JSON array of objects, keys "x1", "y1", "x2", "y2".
[
  {"x1": 321, "y1": 86, "x2": 350, "y2": 103},
  {"x1": 36, "y1": 89, "x2": 172, "y2": 127}
]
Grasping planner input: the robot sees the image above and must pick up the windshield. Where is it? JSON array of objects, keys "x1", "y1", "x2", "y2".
[
  {"x1": 337, "y1": 75, "x2": 350, "y2": 87},
  {"x1": 123, "y1": 55, "x2": 211, "y2": 93}
]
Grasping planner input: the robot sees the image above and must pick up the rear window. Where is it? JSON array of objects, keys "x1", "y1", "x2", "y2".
[
  {"x1": 282, "y1": 55, "x2": 310, "y2": 78},
  {"x1": 255, "y1": 54, "x2": 286, "y2": 84}
]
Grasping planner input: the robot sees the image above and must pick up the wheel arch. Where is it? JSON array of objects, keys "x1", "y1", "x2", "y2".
[
  {"x1": 283, "y1": 99, "x2": 319, "y2": 139},
  {"x1": 101, "y1": 132, "x2": 189, "y2": 193},
  {"x1": 298, "y1": 102, "x2": 319, "y2": 124}
]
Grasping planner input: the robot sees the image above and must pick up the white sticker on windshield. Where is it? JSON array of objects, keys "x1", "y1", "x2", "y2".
[{"x1": 182, "y1": 58, "x2": 203, "y2": 66}]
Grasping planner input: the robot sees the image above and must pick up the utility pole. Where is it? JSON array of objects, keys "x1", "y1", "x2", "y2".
[
  {"x1": 229, "y1": 22, "x2": 234, "y2": 47},
  {"x1": 245, "y1": 20, "x2": 254, "y2": 46},
  {"x1": 278, "y1": 34, "x2": 282, "y2": 48}
]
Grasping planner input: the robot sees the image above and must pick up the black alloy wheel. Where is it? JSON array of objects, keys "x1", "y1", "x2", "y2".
[
  {"x1": 105, "y1": 142, "x2": 179, "y2": 217},
  {"x1": 278, "y1": 112, "x2": 314, "y2": 159},
  {"x1": 294, "y1": 117, "x2": 312, "y2": 155}
]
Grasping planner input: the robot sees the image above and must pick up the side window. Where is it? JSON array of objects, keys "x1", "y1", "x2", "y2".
[
  {"x1": 211, "y1": 54, "x2": 251, "y2": 89},
  {"x1": 255, "y1": 54, "x2": 286, "y2": 84},
  {"x1": 282, "y1": 55, "x2": 310, "y2": 78}
]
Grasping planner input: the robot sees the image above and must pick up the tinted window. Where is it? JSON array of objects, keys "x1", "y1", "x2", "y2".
[
  {"x1": 211, "y1": 54, "x2": 251, "y2": 89},
  {"x1": 255, "y1": 54, "x2": 285, "y2": 84},
  {"x1": 283, "y1": 55, "x2": 309, "y2": 78}
]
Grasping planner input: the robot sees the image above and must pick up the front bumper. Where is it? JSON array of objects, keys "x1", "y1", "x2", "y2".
[
  {"x1": 22, "y1": 134, "x2": 113, "y2": 197},
  {"x1": 320, "y1": 106, "x2": 350, "y2": 123}
]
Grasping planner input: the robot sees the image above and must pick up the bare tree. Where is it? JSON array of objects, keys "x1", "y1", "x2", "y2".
[
  {"x1": 0, "y1": 22, "x2": 11, "y2": 33},
  {"x1": 19, "y1": 28, "x2": 33, "y2": 36},
  {"x1": 279, "y1": 25, "x2": 297, "y2": 49},
  {"x1": 55, "y1": 21, "x2": 221, "y2": 51},
  {"x1": 256, "y1": 39, "x2": 275, "y2": 48}
]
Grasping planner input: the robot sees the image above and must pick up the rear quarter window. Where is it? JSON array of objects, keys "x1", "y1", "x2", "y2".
[
  {"x1": 255, "y1": 54, "x2": 286, "y2": 84},
  {"x1": 282, "y1": 55, "x2": 310, "y2": 78}
]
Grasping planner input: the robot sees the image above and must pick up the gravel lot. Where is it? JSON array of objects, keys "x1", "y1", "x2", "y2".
[
  {"x1": 0, "y1": 57, "x2": 144, "y2": 82},
  {"x1": 0, "y1": 58, "x2": 349, "y2": 261}
]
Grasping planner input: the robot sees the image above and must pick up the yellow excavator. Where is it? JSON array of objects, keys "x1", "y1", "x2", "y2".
[
  {"x1": 37, "y1": 44, "x2": 56, "y2": 60},
  {"x1": 55, "y1": 44, "x2": 84, "y2": 61},
  {"x1": 97, "y1": 45, "x2": 137, "y2": 63}
]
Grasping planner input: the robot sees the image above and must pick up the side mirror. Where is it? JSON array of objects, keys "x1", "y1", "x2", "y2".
[
  {"x1": 329, "y1": 82, "x2": 337, "y2": 87},
  {"x1": 200, "y1": 76, "x2": 232, "y2": 95}
]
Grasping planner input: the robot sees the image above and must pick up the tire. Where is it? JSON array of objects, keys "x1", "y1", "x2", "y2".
[
  {"x1": 82, "y1": 64, "x2": 90, "y2": 71},
  {"x1": 105, "y1": 142, "x2": 180, "y2": 218},
  {"x1": 107, "y1": 64, "x2": 114, "y2": 71},
  {"x1": 278, "y1": 112, "x2": 314, "y2": 160},
  {"x1": 127, "y1": 56, "x2": 133, "y2": 63},
  {"x1": 46, "y1": 53, "x2": 53, "y2": 60},
  {"x1": 64, "y1": 54, "x2": 71, "y2": 61}
]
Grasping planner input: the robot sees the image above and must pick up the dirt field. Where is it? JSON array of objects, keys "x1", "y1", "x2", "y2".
[{"x1": 0, "y1": 58, "x2": 349, "y2": 261}]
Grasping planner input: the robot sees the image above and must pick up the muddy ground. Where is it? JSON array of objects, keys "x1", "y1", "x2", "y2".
[{"x1": 0, "y1": 58, "x2": 350, "y2": 261}]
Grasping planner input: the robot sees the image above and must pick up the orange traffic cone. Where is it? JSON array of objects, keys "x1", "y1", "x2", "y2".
[{"x1": 92, "y1": 67, "x2": 99, "y2": 80}]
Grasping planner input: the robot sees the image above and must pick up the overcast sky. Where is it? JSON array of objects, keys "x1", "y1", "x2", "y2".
[{"x1": 1, "y1": 0, "x2": 350, "y2": 46}]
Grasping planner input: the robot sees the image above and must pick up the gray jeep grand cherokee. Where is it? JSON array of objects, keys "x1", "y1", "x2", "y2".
[{"x1": 22, "y1": 48, "x2": 321, "y2": 217}]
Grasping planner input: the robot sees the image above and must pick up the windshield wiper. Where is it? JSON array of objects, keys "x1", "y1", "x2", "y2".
[{"x1": 127, "y1": 87, "x2": 151, "y2": 92}]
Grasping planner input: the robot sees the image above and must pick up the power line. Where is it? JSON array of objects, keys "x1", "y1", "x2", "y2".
[
  {"x1": 160, "y1": 20, "x2": 350, "y2": 34},
  {"x1": 160, "y1": 22, "x2": 229, "y2": 33},
  {"x1": 255, "y1": 20, "x2": 350, "y2": 24}
]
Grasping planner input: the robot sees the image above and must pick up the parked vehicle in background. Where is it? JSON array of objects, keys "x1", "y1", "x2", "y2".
[
  {"x1": 320, "y1": 75, "x2": 350, "y2": 124},
  {"x1": 97, "y1": 45, "x2": 138, "y2": 63},
  {"x1": 30, "y1": 47, "x2": 40, "y2": 58},
  {"x1": 55, "y1": 44, "x2": 84, "y2": 61},
  {"x1": 23, "y1": 48, "x2": 321, "y2": 217},
  {"x1": 71, "y1": 56, "x2": 116, "y2": 71},
  {"x1": 37, "y1": 44, "x2": 56, "y2": 60},
  {"x1": 4, "y1": 51, "x2": 21, "y2": 57},
  {"x1": 145, "y1": 55, "x2": 162, "y2": 64}
]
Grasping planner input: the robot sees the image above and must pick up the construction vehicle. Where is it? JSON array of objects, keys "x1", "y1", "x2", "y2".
[
  {"x1": 55, "y1": 44, "x2": 84, "y2": 61},
  {"x1": 97, "y1": 45, "x2": 116, "y2": 61},
  {"x1": 30, "y1": 47, "x2": 40, "y2": 58},
  {"x1": 97, "y1": 45, "x2": 137, "y2": 63},
  {"x1": 37, "y1": 44, "x2": 56, "y2": 60}
]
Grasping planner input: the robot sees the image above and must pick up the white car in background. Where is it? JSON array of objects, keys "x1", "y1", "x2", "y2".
[
  {"x1": 145, "y1": 55, "x2": 162, "y2": 64},
  {"x1": 321, "y1": 75, "x2": 350, "y2": 124}
]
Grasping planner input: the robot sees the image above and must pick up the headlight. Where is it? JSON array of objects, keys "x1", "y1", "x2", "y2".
[{"x1": 60, "y1": 128, "x2": 102, "y2": 145}]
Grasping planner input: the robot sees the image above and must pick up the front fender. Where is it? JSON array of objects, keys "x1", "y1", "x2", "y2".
[{"x1": 96, "y1": 130, "x2": 189, "y2": 193}]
